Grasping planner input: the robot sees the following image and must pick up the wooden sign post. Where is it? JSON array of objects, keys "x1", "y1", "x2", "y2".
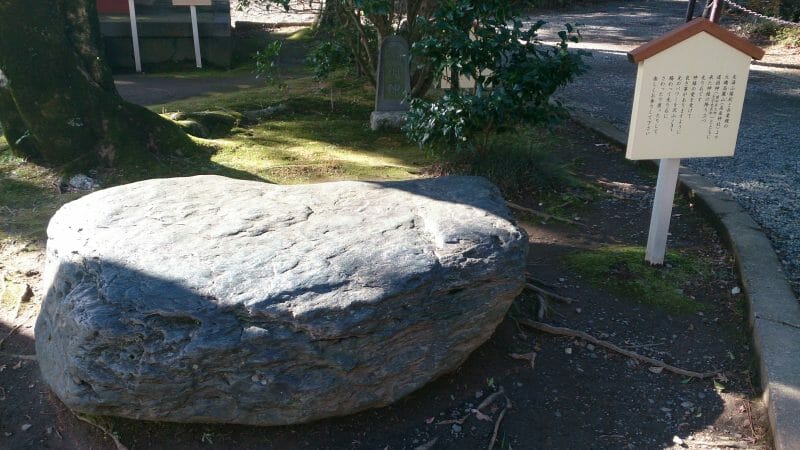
[
  {"x1": 626, "y1": 18, "x2": 764, "y2": 264},
  {"x1": 127, "y1": 0, "x2": 142, "y2": 72},
  {"x1": 172, "y1": 0, "x2": 212, "y2": 68}
]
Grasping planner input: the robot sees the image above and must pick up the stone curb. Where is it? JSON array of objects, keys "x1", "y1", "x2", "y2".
[{"x1": 571, "y1": 111, "x2": 800, "y2": 450}]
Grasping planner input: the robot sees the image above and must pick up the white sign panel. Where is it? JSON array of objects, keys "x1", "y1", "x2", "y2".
[
  {"x1": 627, "y1": 32, "x2": 753, "y2": 160},
  {"x1": 172, "y1": 0, "x2": 212, "y2": 5}
]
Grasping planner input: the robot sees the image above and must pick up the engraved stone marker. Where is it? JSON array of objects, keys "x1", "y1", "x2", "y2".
[
  {"x1": 626, "y1": 18, "x2": 764, "y2": 264},
  {"x1": 371, "y1": 36, "x2": 410, "y2": 130}
]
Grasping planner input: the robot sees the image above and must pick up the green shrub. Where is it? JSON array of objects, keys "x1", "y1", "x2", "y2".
[
  {"x1": 775, "y1": 26, "x2": 800, "y2": 47},
  {"x1": 460, "y1": 133, "x2": 577, "y2": 196},
  {"x1": 253, "y1": 40, "x2": 283, "y2": 84},
  {"x1": 404, "y1": 0, "x2": 587, "y2": 155}
]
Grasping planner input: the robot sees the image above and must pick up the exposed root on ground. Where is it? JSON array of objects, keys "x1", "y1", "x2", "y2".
[
  {"x1": 506, "y1": 201, "x2": 586, "y2": 227},
  {"x1": 436, "y1": 386, "x2": 513, "y2": 449},
  {"x1": 509, "y1": 352, "x2": 537, "y2": 369},
  {"x1": 73, "y1": 412, "x2": 128, "y2": 450},
  {"x1": 413, "y1": 437, "x2": 438, "y2": 450},
  {"x1": 0, "y1": 324, "x2": 22, "y2": 350},
  {"x1": 518, "y1": 319, "x2": 720, "y2": 379},
  {"x1": 524, "y1": 282, "x2": 578, "y2": 304},
  {"x1": 487, "y1": 396, "x2": 511, "y2": 450}
]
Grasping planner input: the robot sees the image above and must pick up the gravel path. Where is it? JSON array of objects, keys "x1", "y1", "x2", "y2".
[
  {"x1": 528, "y1": 0, "x2": 800, "y2": 295},
  {"x1": 230, "y1": 0, "x2": 319, "y2": 25}
]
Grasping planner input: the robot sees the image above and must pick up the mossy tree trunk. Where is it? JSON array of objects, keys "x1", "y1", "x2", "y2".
[{"x1": 0, "y1": 0, "x2": 194, "y2": 169}]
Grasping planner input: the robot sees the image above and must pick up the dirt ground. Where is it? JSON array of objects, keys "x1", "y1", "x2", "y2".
[{"x1": 0, "y1": 120, "x2": 770, "y2": 449}]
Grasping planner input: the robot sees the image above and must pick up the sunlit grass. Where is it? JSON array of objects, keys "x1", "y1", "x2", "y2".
[
  {"x1": 564, "y1": 245, "x2": 708, "y2": 313},
  {"x1": 145, "y1": 68, "x2": 436, "y2": 185}
]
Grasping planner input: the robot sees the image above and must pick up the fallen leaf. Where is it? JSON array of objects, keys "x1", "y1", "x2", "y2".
[
  {"x1": 20, "y1": 424, "x2": 31, "y2": 432},
  {"x1": 648, "y1": 366, "x2": 664, "y2": 374}
]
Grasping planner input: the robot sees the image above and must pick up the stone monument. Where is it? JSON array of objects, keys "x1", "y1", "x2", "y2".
[{"x1": 370, "y1": 36, "x2": 410, "y2": 131}]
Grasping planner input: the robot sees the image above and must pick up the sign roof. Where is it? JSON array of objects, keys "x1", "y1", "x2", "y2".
[{"x1": 628, "y1": 18, "x2": 764, "y2": 63}]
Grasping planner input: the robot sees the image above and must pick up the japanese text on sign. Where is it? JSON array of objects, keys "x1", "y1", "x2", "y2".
[{"x1": 642, "y1": 73, "x2": 738, "y2": 141}]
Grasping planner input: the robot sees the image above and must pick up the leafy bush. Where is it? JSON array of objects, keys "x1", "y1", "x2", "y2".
[
  {"x1": 253, "y1": 40, "x2": 283, "y2": 84},
  {"x1": 306, "y1": 39, "x2": 352, "y2": 80},
  {"x1": 775, "y1": 26, "x2": 800, "y2": 46},
  {"x1": 461, "y1": 132, "x2": 578, "y2": 196},
  {"x1": 404, "y1": 0, "x2": 588, "y2": 155}
]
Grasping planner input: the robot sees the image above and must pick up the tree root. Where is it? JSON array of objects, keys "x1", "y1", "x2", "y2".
[
  {"x1": 506, "y1": 201, "x2": 586, "y2": 227},
  {"x1": 0, "y1": 324, "x2": 21, "y2": 350},
  {"x1": 518, "y1": 319, "x2": 720, "y2": 379},
  {"x1": 487, "y1": 396, "x2": 511, "y2": 450},
  {"x1": 437, "y1": 386, "x2": 507, "y2": 427},
  {"x1": 524, "y1": 283, "x2": 578, "y2": 304},
  {"x1": 477, "y1": 386, "x2": 505, "y2": 411},
  {"x1": 73, "y1": 412, "x2": 128, "y2": 450}
]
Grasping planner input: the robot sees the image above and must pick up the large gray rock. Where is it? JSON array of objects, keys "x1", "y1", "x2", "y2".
[{"x1": 35, "y1": 175, "x2": 528, "y2": 425}]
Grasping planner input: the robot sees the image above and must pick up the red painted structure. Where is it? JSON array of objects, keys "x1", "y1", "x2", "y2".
[{"x1": 97, "y1": 0, "x2": 129, "y2": 14}]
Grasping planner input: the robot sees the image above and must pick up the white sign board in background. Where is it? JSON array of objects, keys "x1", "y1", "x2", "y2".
[
  {"x1": 172, "y1": 0, "x2": 212, "y2": 5},
  {"x1": 627, "y1": 32, "x2": 753, "y2": 160},
  {"x1": 172, "y1": 0, "x2": 212, "y2": 67}
]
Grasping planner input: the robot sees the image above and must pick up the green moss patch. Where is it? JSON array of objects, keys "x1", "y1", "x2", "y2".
[{"x1": 564, "y1": 245, "x2": 707, "y2": 313}]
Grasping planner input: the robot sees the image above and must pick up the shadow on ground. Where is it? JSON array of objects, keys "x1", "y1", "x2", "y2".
[{"x1": 0, "y1": 238, "x2": 754, "y2": 449}]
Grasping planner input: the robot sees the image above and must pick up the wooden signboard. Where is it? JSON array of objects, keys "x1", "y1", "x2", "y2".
[
  {"x1": 627, "y1": 19, "x2": 764, "y2": 160},
  {"x1": 626, "y1": 18, "x2": 763, "y2": 265}
]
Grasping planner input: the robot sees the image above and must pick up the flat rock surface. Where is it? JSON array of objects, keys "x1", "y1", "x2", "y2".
[{"x1": 34, "y1": 175, "x2": 528, "y2": 425}]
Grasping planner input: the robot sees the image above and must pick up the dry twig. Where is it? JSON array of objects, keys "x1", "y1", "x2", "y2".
[
  {"x1": 506, "y1": 201, "x2": 586, "y2": 227},
  {"x1": 437, "y1": 386, "x2": 509, "y2": 428},
  {"x1": 525, "y1": 283, "x2": 578, "y2": 304},
  {"x1": 0, "y1": 324, "x2": 22, "y2": 350},
  {"x1": 690, "y1": 440, "x2": 756, "y2": 449},
  {"x1": 536, "y1": 293, "x2": 547, "y2": 319},
  {"x1": 73, "y1": 412, "x2": 128, "y2": 450},
  {"x1": 509, "y1": 352, "x2": 537, "y2": 370},
  {"x1": 0, "y1": 272, "x2": 7, "y2": 305},
  {"x1": 436, "y1": 415, "x2": 468, "y2": 426},
  {"x1": 524, "y1": 274, "x2": 555, "y2": 288},
  {"x1": 518, "y1": 319, "x2": 719, "y2": 379},
  {"x1": 414, "y1": 438, "x2": 438, "y2": 450},
  {"x1": 476, "y1": 386, "x2": 505, "y2": 412},
  {"x1": 487, "y1": 396, "x2": 511, "y2": 450}
]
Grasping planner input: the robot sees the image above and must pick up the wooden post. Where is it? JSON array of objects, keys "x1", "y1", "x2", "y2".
[
  {"x1": 645, "y1": 158, "x2": 681, "y2": 264},
  {"x1": 127, "y1": 0, "x2": 142, "y2": 72},
  {"x1": 685, "y1": 0, "x2": 698, "y2": 22},
  {"x1": 190, "y1": 5, "x2": 202, "y2": 68}
]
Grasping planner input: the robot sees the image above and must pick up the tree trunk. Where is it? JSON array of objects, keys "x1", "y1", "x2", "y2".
[{"x1": 0, "y1": 0, "x2": 194, "y2": 169}]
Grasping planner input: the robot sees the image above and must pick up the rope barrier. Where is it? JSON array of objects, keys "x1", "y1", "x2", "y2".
[{"x1": 721, "y1": 0, "x2": 800, "y2": 27}]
